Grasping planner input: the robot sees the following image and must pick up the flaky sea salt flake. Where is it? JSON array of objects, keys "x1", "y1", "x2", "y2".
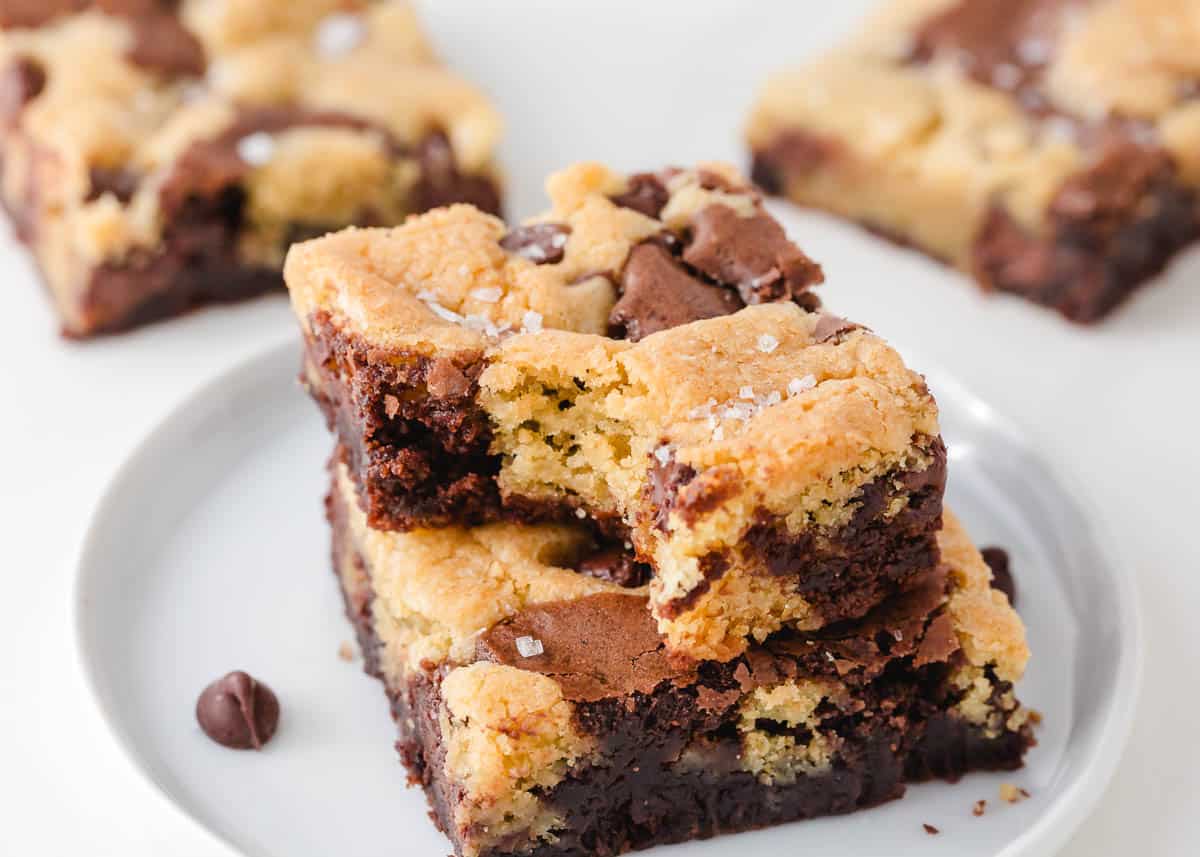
[
  {"x1": 788, "y1": 375, "x2": 817, "y2": 397},
  {"x1": 515, "y1": 636, "x2": 544, "y2": 658},
  {"x1": 315, "y1": 13, "x2": 366, "y2": 58},
  {"x1": 236, "y1": 132, "x2": 275, "y2": 166},
  {"x1": 471, "y1": 287, "x2": 503, "y2": 303},
  {"x1": 427, "y1": 302, "x2": 464, "y2": 324},
  {"x1": 521, "y1": 310, "x2": 544, "y2": 334},
  {"x1": 756, "y1": 334, "x2": 779, "y2": 354}
]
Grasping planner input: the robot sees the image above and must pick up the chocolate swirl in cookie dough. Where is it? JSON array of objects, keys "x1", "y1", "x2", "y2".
[
  {"x1": 327, "y1": 471, "x2": 1034, "y2": 857},
  {"x1": 747, "y1": 0, "x2": 1200, "y2": 322},
  {"x1": 288, "y1": 161, "x2": 944, "y2": 661},
  {"x1": 0, "y1": 0, "x2": 504, "y2": 335}
]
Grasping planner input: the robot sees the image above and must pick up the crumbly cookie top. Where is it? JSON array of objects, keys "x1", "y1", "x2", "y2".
[
  {"x1": 285, "y1": 161, "x2": 823, "y2": 351},
  {"x1": 747, "y1": 0, "x2": 1200, "y2": 242},
  {"x1": 486, "y1": 302, "x2": 937, "y2": 493}
]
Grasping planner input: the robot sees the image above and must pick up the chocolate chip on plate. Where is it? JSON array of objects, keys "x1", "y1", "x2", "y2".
[{"x1": 196, "y1": 670, "x2": 280, "y2": 750}]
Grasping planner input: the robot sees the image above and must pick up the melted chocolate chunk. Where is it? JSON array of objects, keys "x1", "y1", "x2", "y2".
[
  {"x1": 576, "y1": 546, "x2": 652, "y2": 588},
  {"x1": 682, "y1": 204, "x2": 824, "y2": 305},
  {"x1": 609, "y1": 242, "x2": 743, "y2": 341},
  {"x1": 158, "y1": 107, "x2": 382, "y2": 219},
  {"x1": 910, "y1": 0, "x2": 1081, "y2": 101},
  {"x1": 0, "y1": 2, "x2": 205, "y2": 78},
  {"x1": 411, "y1": 131, "x2": 502, "y2": 216},
  {"x1": 500, "y1": 222, "x2": 571, "y2": 264},
  {"x1": 0, "y1": 56, "x2": 45, "y2": 127},
  {"x1": 646, "y1": 450, "x2": 697, "y2": 531},
  {"x1": 126, "y1": 11, "x2": 206, "y2": 78},
  {"x1": 696, "y1": 168, "x2": 739, "y2": 192},
  {"x1": 86, "y1": 166, "x2": 140, "y2": 203},
  {"x1": 476, "y1": 593, "x2": 687, "y2": 702},
  {"x1": 609, "y1": 172, "x2": 669, "y2": 219},
  {"x1": 196, "y1": 671, "x2": 280, "y2": 750},
  {"x1": 981, "y1": 546, "x2": 1016, "y2": 605},
  {"x1": 0, "y1": 0, "x2": 87, "y2": 28},
  {"x1": 750, "y1": 130, "x2": 843, "y2": 194}
]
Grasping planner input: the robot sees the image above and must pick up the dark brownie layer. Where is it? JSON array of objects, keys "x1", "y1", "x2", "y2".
[
  {"x1": 971, "y1": 143, "x2": 1199, "y2": 322},
  {"x1": 753, "y1": 131, "x2": 1198, "y2": 322},
  {"x1": 328, "y1": 486, "x2": 1031, "y2": 857},
  {"x1": 655, "y1": 437, "x2": 946, "y2": 623}
]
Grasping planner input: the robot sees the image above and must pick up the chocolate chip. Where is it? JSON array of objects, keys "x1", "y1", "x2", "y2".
[
  {"x1": 646, "y1": 449, "x2": 696, "y2": 532},
  {"x1": 981, "y1": 546, "x2": 1015, "y2": 605},
  {"x1": 909, "y1": 0, "x2": 1070, "y2": 100},
  {"x1": 500, "y1": 223, "x2": 571, "y2": 265},
  {"x1": 86, "y1": 166, "x2": 140, "y2": 203},
  {"x1": 0, "y1": 0, "x2": 84, "y2": 28},
  {"x1": 411, "y1": 131, "x2": 502, "y2": 216},
  {"x1": 696, "y1": 168, "x2": 739, "y2": 192},
  {"x1": 811, "y1": 313, "x2": 862, "y2": 343},
  {"x1": 0, "y1": 56, "x2": 46, "y2": 127},
  {"x1": 751, "y1": 130, "x2": 843, "y2": 194},
  {"x1": 610, "y1": 242, "x2": 743, "y2": 341},
  {"x1": 196, "y1": 671, "x2": 280, "y2": 750},
  {"x1": 923, "y1": 823, "x2": 940, "y2": 835},
  {"x1": 576, "y1": 546, "x2": 651, "y2": 588},
  {"x1": 682, "y1": 204, "x2": 824, "y2": 304},
  {"x1": 127, "y1": 12, "x2": 206, "y2": 78},
  {"x1": 609, "y1": 172, "x2": 669, "y2": 219}
]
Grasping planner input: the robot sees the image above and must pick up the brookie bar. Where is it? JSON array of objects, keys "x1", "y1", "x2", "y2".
[
  {"x1": 287, "y1": 162, "x2": 946, "y2": 660},
  {"x1": 0, "y1": 0, "x2": 502, "y2": 336},
  {"x1": 747, "y1": 0, "x2": 1200, "y2": 322},
  {"x1": 329, "y1": 464, "x2": 1034, "y2": 857}
]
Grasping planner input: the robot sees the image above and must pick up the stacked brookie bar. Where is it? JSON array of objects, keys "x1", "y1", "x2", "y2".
[
  {"x1": 0, "y1": 0, "x2": 501, "y2": 336},
  {"x1": 747, "y1": 0, "x2": 1200, "y2": 323},
  {"x1": 286, "y1": 162, "x2": 1035, "y2": 856}
]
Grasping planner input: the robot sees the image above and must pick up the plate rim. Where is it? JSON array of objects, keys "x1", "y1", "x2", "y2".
[{"x1": 71, "y1": 338, "x2": 1144, "y2": 857}]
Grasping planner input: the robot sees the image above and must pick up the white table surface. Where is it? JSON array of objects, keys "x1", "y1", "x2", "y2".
[{"x1": 1, "y1": 2, "x2": 1197, "y2": 854}]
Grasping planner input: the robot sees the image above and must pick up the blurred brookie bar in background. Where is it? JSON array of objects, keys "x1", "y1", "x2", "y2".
[
  {"x1": 0, "y1": 0, "x2": 502, "y2": 337},
  {"x1": 747, "y1": 0, "x2": 1200, "y2": 323}
]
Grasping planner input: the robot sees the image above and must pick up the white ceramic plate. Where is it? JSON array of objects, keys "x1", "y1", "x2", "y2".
[{"x1": 74, "y1": 340, "x2": 1140, "y2": 857}]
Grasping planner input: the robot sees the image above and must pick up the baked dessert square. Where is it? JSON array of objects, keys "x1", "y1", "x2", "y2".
[
  {"x1": 287, "y1": 162, "x2": 947, "y2": 660},
  {"x1": 329, "y1": 463, "x2": 1034, "y2": 857},
  {"x1": 0, "y1": 0, "x2": 501, "y2": 336},
  {"x1": 747, "y1": 0, "x2": 1200, "y2": 322}
]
